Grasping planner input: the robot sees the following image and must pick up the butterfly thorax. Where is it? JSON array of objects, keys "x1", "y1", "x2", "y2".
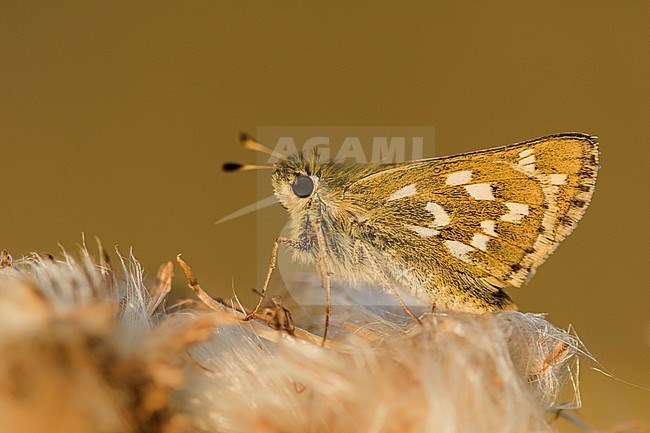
[{"x1": 271, "y1": 155, "x2": 393, "y2": 282}]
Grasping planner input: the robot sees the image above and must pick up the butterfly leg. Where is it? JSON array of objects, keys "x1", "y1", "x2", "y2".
[
  {"x1": 360, "y1": 244, "x2": 422, "y2": 325},
  {"x1": 312, "y1": 222, "x2": 333, "y2": 345},
  {"x1": 315, "y1": 260, "x2": 332, "y2": 345},
  {"x1": 245, "y1": 236, "x2": 296, "y2": 321}
]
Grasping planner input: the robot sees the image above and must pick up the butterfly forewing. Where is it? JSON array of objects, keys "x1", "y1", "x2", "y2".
[{"x1": 343, "y1": 133, "x2": 598, "y2": 306}]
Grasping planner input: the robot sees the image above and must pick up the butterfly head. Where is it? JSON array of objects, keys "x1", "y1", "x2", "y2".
[
  {"x1": 222, "y1": 132, "x2": 327, "y2": 215},
  {"x1": 271, "y1": 152, "x2": 326, "y2": 213}
]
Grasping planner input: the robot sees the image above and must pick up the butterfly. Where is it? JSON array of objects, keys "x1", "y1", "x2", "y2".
[{"x1": 224, "y1": 132, "x2": 599, "y2": 340}]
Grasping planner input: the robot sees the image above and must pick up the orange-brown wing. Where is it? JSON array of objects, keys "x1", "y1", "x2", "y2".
[{"x1": 344, "y1": 133, "x2": 598, "y2": 296}]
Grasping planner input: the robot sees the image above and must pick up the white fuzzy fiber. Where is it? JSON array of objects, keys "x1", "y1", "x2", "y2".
[
  {"x1": 181, "y1": 306, "x2": 580, "y2": 433},
  {"x1": 0, "y1": 249, "x2": 582, "y2": 433}
]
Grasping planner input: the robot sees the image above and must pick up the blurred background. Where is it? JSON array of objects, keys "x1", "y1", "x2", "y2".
[{"x1": 1, "y1": 2, "x2": 648, "y2": 430}]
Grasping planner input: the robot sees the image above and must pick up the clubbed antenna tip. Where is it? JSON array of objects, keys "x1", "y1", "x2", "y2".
[
  {"x1": 223, "y1": 162, "x2": 244, "y2": 172},
  {"x1": 222, "y1": 162, "x2": 273, "y2": 173},
  {"x1": 238, "y1": 132, "x2": 287, "y2": 160}
]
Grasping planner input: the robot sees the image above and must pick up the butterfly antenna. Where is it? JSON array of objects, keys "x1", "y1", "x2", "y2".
[
  {"x1": 222, "y1": 162, "x2": 273, "y2": 173},
  {"x1": 222, "y1": 132, "x2": 286, "y2": 173},
  {"x1": 239, "y1": 132, "x2": 287, "y2": 160}
]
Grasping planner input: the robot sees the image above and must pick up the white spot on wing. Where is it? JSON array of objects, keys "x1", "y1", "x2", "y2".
[
  {"x1": 517, "y1": 151, "x2": 536, "y2": 175},
  {"x1": 464, "y1": 183, "x2": 495, "y2": 200},
  {"x1": 426, "y1": 202, "x2": 451, "y2": 227},
  {"x1": 518, "y1": 148, "x2": 534, "y2": 159},
  {"x1": 387, "y1": 183, "x2": 417, "y2": 202},
  {"x1": 518, "y1": 155, "x2": 536, "y2": 166},
  {"x1": 446, "y1": 170, "x2": 472, "y2": 186},
  {"x1": 501, "y1": 202, "x2": 529, "y2": 223},
  {"x1": 471, "y1": 233, "x2": 490, "y2": 251},
  {"x1": 407, "y1": 225, "x2": 439, "y2": 237},
  {"x1": 549, "y1": 174, "x2": 567, "y2": 185},
  {"x1": 445, "y1": 240, "x2": 474, "y2": 262},
  {"x1": 480, "y1": 220, "x2": 498, "y2": 236}
]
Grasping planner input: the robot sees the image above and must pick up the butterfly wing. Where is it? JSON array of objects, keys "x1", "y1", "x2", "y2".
[{"x1": 343, "y1": 133, "x2": 599, "y2": 311}]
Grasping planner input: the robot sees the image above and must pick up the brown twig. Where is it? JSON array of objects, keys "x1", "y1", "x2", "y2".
[
  {"x1": 542, "y1": 341, "x2": 571, "y2": 372},
  {"x1": 148, "y1": 261, "x2": 174, "y2": 314},
  {"x1": 0, "y1": 249, "x2": 12, "y2": 270},
  {"x1": 256, "y1": 296, "x2": 296, "y2": 335},
  {"x1": 175, "y1": 254, "x2": 329, "y2": 347},
  {"x1": 176, "y1": 254, "x2": 224, "y2": 312}
]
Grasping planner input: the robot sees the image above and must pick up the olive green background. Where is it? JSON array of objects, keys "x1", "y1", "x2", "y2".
[{"x1": 1, "y1": 2, "x2": 648, "y2": 429}]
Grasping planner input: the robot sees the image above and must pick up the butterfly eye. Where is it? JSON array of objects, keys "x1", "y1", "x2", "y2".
[{"x1": 291, "y1": 175, "x2": 314, "y2": 198}]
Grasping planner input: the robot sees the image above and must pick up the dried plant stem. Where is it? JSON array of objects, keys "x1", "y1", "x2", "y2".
[
  {"x1": 176, "y1": 253, "x2": 328, "y2": 347},
  {"x1": 0, "y1": 250, "x2": 12, "y2": 269}
]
